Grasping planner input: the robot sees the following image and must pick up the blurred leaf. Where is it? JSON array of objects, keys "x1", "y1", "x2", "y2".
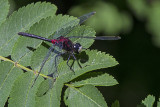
[
  {"x1": 128, "y1": 0, "x2": 160, "y2": 47},
  {"x1": 157, "y1": 98, "x2": 160, "y2": 107},
  {"x1": 127, "y1": 0, "x2": 149, "y2": 20},
  {"x1": 111, "y1": 100, "x2": 120, "y2": 107},
  {"x1": 146, "y1": 1, "x2": 160, "y2": 47},
  {"x1": 0, "y1": 0, "x2": 9, "y2": 26},
  {"x1": 64, "y1": 85, "x2": 108, "y2": 107},
  {"x1": 69, "y1": 1, "x2": 132, "y2": 34},
  {"x1": 142, "y1": 95, "x2": 155, "y2": 107}
]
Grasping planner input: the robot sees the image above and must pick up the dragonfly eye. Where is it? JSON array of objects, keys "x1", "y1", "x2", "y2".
[{"x1": 74, "y1": 43, "x2": 82, "y2": 54}]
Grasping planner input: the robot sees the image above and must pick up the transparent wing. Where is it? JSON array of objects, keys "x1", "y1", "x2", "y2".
[
  {"x1": 47, "y1": 45, "x2": 63, "y2": 77},
  {"x1": 46, "y1": 43, "x2": 65, "y2": 89},
  {"x1": 78, "y1": 12, "x2": 96, "y2": 25},
  {"x1": 32, "y1": 12, "x2": 96, "y2": 87},
  {"x1": 68, "y1": 36, "x2": 121, "y2": 40},
  {"x1": 53, "y1": 12, "x2": 96, "y2": 38},
  {"x1": 31, "y1": 45, "x2": 55, "y2": 87}
]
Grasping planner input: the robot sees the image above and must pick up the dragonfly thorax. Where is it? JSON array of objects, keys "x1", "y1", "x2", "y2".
[{"x1": 51, "y1": 36, "x2": 82, "y2": 54}]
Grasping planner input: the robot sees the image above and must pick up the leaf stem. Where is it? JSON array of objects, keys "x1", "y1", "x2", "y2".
[
  {"x1": 65, "y1": 83, "x2": 74, "y2": 88},
  {"x1": 0, "y1": 56, "x2": 52, "y2": 79}
]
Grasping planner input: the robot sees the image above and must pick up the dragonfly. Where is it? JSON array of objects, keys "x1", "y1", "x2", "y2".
[{"x1": 18, "y1": 12, "x2": 121, "y2": 86}]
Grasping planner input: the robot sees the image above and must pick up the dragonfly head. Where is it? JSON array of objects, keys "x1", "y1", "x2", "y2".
[{"x1": 74, "y1": 43, "x2": 82, "y2": 54}]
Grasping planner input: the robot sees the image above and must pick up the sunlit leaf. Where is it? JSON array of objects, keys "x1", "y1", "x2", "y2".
[
  {"x1": 72, "y1": 73, "x2": 118, "y2": 87},
  {"x1": 64, "y1": 85, "x2": 108, "y2": 107}
]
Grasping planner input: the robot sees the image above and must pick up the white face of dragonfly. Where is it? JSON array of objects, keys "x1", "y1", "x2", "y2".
[{"x1": 73, "y1": 43, "x2": 82, "y2": 54}]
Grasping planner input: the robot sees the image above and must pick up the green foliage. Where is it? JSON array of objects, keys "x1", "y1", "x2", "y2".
[
  {"x1": 0, "y1": 2, "x2": 57, "y2": 56},
  {"x1": 69, "y1": 1, "x2": 132, "y2": 34},
  {"x1": 69, "y1": 0, "x2": 160, "y2": 47},
  {"x1": 128, "y1": 0, "x2": 160, "y2": 47},
  {"x1": 142, "y1": 95, "x2": 155, "y2": 107},
  {"x1": 127, "y1": 0, "x2": 149, "y2": 20},
  {"x1": 8, "y1": 72, "x2": 43, "y2": 107},
  {"x1": 71, "y1": 73, "x2": 118, "y2": 87},
  {"x1": 138, "y1": 95, "x2": 160, "y2": 107},
  {"x1": 158, "y1": 98, "x2": 160, "y2": 107},
  {"x1": 0, "y1": 1, "x2": 119, "y2": 107},
  {"x1": 111, "y1": 100, "x2": 120, "y2": 107},
  {"x1": 0, "y1": 0, "x2": 9, "y2": 25},
  {"x1": 64, "y1": 85, "x2": 108, "y2": 107},
  {"x1": 0, "y1": 62, "x2": 23, "y2": 106}
]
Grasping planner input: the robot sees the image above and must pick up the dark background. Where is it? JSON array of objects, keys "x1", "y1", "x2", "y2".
[{"x1": 10, "y1": 0, "x2": 160, "y2": 106}]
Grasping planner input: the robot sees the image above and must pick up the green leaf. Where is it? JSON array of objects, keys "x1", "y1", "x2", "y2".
[
  {"x1": 30, "y1": 23, "x2": 95, "y2": 74},
  {"x1": 142, "y1": 95, "x2": 155, "y2": 107},
  {"x1": 0, "y1": 62, "x2": 23, "y2": 107},
  {"x1": 72, "y1": 73, "x2": 118, "y2": 87},
  {"x1": 157, "y1": 98, "x2": 160, "y2": 107},
  {"x1": 127, "y1": 0, "x2": 148, "y2": 20},
  {"x1": 111, "y1": 100, "x2": 120, "y2": 107},
  {"x1": 58, "y1": 49, "x2": 118, "y2": 82},
  {"x1": 8, "y1": 72, "x2": 44, "y2": 107},
  {"x1": 0, "y1": 2, "x2": 119, "y2": 106},
  {"x1": 0, "y1": 0, "x2": 9, "y2": 25},
  {"x1": 64, "y1": 85, "x2": 108, "y2": 107},
  {"x1": 12, "y1": 14, "x2": 78, "y2": 66},
  {"x1": 69, "y1": 1, "x2": 132, "y2": 34},
  {"x1": 0, "y1": 2, "x2": 57, "y2": 57},
  {"x1": 146, "y1": 2, "x2": 160, "y2": 47},
  {"x1": 35, "y1": 76, "x2": 65, "y2": 107},
  {"x1": 68, "y1": 25, "x2": 95, "y2": 48}
]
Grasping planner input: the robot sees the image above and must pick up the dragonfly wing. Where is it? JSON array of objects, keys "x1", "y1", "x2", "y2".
[
  {"x1": 46, "y1": 44, "x2": 64, "y2": 89},
  {"x1": 47, "y1": 43, "x2": 65, "y2": 75},
  {"x1": 53, "y1": 26, "x2": 75, "y2": 38},
  {"x1": 52, "y1": 12, "x2": 96, "y2": 38},
  {"x1": 68, "y1": 36, "x2": 121, "y2": 40},
  {"x1": 94, "y1": 36, "x2": 121, "y2": 40},
  {"x1": 78, "y1": 12, "x2": 96, "y2": 25},
  {"x1": 31, "y1": 45, "x2": 54, "y2": 87}
]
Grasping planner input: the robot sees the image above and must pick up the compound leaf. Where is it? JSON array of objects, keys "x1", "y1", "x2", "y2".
[
  {"x1": 58, "y1": 49, "x2": 118, "y2": 83},
  {"x1": 0, "y1": 2, "x2": 57, "y2": 57},
  {"x1": 0, "y1": 62, "x2": 23, "y2": 107},
  {"x1": 64, "y1": 85, "x2": 108, "y2": 107},
  {"x1": 8, "y1": 72, "x2": 44, "y2": 107},
  {"x1": 72, "y1": 73, "x2": 118, "y2": 87}
]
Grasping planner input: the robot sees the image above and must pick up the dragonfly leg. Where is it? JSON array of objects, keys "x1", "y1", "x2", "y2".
[
  {"x1": 67, "y1": 53, "x2": 81, "y2": 74},
  {"x1": 77, "y1": 60, "x2": 82, "y2": 68},
  {"x1": 67, "y1": 54, "x2": 75, "y2": 72},
  {"x1": 31, "y1": 46, "x2": 54, "y2": 87},
  {"x1": 48, "y1": 52, "x2": 64, "y2": 77},
  {"x1": 71, "y1": 53, "x2": 82, "y2": 69},
  {"x1": 67, "y1": 54, "x2": 73, "y2": 71}
]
